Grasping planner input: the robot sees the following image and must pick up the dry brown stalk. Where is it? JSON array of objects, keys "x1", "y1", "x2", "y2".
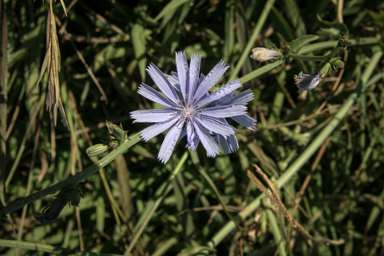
[
  {"x1": 247, "y1": 168, "x2": 314, "y2": 246},
  {"x1": 248, "y1": 165, "x2": 345, "y2": 246},
  {"x1": 36, "y1": 0, "x2": 68, "y2": 128}
]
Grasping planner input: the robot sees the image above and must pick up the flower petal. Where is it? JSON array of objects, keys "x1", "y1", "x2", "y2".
[
  {"x1": 168, "y1": 72, "x2": 184, "y2": 100},
  {"x1": 138, "y1": 83, "x2": 179, "y2": 108},
  {"x1": 147, "y1": 63, "x2": 181, "y2": 104},
  {"x1": 187, "y1": 54, "x2": 201, "y2": 106},
  {"x1": 227, "y1": 134, "x2": 239, "y2": 152},
  {"x1": 140, "y1": 116, "x2": 180, "y2": 141},
  {"x1": 130, "y1": 109, "x2": 178, "y2": 123},
  {"x1": 195, "y1": 116, "x2": 235, "y2": 137},
  {"x1": 158, "y1": 118, "x2": 185, "y2": 163},
  {"x1": 194, "y1": 79, "x2": 242, "y2": 108},
  {"x1": 193, "y1": 121, "x2": 220, "y2": 157},
  {"x1": 215, "y1": 133, "x2": 238, "y2": 154},
  {"x1": 294, "y1": 72, "x2": 322, "y2": 94},
  {"x1": 186, "y1": 119, "x2": 199, "y2": 150},
  {"x1": 231, "y1": 115, "x2": 256, "y2": 130},
  {"x1": 215, "y1": 134, "x2": 230, "y2": 154},
  {"x1": 192, "y1": 60, "x2": 229, "y2": 103},
  {"x1": 199, "y1": 105, "x2": 247, "y2": 118},
  {"x1": 219, "y1": 89, "x2": 254, "y2": 105},
  {"x1": 175, "y1": 51, "x2": 189, "y2": 102}
]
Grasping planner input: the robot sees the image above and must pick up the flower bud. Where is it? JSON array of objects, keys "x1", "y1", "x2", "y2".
[
  {"x1": 106, "y1": 121, "x2": 128, "y2": 142},
  {"x1": 338, "y1": 31, "x2": 350, "y2": 48},
  {"x1": 319, "y1": 62, "x2": 332, "y2": 77},
  {"x1": 250, "y1": 47, "x2": 280, "y2": 62},
  {"x1": 86, "y1": 144, "x2": 109, "y2": 157},
  {"x1": 330, "y1": 58, "x2": 345, "y2": 70}
]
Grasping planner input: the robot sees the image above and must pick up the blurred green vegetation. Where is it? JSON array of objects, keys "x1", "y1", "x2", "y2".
[{"x1": 1, "y1": 0, "x2": 384, "y2": 255}]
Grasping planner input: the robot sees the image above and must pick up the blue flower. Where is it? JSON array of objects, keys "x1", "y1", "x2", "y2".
[
  {"x1": 294, "y1": 72, "x2": 322, "y2": 94},
  {"x1": 130, "y1": 52, "x2": 256, "y2": 163}
]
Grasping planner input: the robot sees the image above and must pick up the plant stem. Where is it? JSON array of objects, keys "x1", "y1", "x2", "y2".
[{"x1": 2, "y1": 133, "x2": 142, "y2": 215}]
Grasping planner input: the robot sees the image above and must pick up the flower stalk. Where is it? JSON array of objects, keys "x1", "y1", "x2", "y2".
[{"x1": 2, "y1": 133, "x2": 142, "y2": 215}]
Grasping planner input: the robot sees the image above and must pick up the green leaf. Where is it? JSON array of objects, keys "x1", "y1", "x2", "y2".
[
  {"x1": 131, "y1": 23, "x2": 147, "y2": 81},
  {"x1": 154, "y1": 0, "x2": 191, "y2": 22},
  {"x1": 287, "y1": 35, "x2": 319, "y2": 53}
]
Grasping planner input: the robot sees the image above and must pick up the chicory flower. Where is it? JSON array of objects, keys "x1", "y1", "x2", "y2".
[{"x1": 130, "y1": 52, "x2": 256, "y2": 163}]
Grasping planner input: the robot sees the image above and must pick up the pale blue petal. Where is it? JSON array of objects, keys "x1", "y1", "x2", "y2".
[
  {"x1": 187, "y1": 54, "x2": 201, "y2": 106},
  {"x1": 138, "y1": 84, "x2": 179, "y2": 108},
  {"x1": 147, "y1": 63, "x2": 181, "y2": 104},
  {"x1": 175, "y1": 51, "x2": 189, "y2": 101},
  {"x1": 216, "y1": 134, "x2": 239, "y2": 154},
  {"x1": 195, "y1": 116, "x2": 235, "y2": 137},
  {"x1": 192, "y1": 61, "x2": 229, "y2": 104},
  {"x1": 140, "y1": 116, "x2": 180, "y2": 141},
  {"x1": 168, "y1": 72, "x2": 183, "y2": 100},
  {"x1": 231, "y1": 115, "x2": 256, "y2": 130},
  {"x1": 178, "y1": 128, "x2": 187, "y2": 142},
  {"x1": 227, "y1": 134, "x2": 239, "y2": 152},
  {"x1": 216, "y1": 134, "x2": 231, "y2": 154},
  {"x1": 130, "y1": 109, "x2": 178, "y2": 123},
  {"x1": 199, "y1": 105, "x2": 247, "y2": 118},
  {"x1": 194, "y1": 80, "x2": 242, "y2": 108},
  {"x1": 168, "y1": 72, "x2": 181, "y2": 91},
  {"x1": 193, "y1": 121, "x2": 220, "y2": 157},
  {"x1": 214, "y1": 91, "x2": 235, "y2": 106},
  {"x1": 158, "y1": 118, "x2": 185, "y2": 163},
  {"x1": 186, "y1": 119, "x2": 199, "y2": 150},
  {"x1": 219, "y1": 89, "x2": 254, "y2": 105}
]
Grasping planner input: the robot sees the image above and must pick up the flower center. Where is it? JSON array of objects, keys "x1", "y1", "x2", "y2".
[{"x1": 182, "y1": 106, "x2": 196, "y2": 119}]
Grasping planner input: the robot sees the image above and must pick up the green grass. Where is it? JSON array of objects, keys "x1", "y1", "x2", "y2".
[{"x1": 1, "y1": 0, "x2": 384, "y2": 255}]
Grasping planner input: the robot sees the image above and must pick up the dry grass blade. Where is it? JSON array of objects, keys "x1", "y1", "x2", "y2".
[
  {"x1": 59, "y1": 0, "x2": 68, "y2": 17},
  {"x1": 36, "y1": 0, "x2": 68, "y2": 128}
]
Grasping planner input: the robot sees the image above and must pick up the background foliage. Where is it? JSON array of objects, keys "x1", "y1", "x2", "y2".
[{"x1": 1, "y1": 0, "x2": 384, "y2": 255}]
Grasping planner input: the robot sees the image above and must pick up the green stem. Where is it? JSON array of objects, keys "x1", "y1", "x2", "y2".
[
  {"x1": 2, "y1": 133, "x2": 142, "y2": 215},
  {"x1": 124, "y1": 151, "x2": 189, "y2": 256},
  {"x1": 0, "y1": 239, "x2": 122, "y2": 256},
  {"x1": 205, "y1": 51, "x2": 383, "y2": 251},
  {"x1": 228, "y1": 0, "x2": 276, "y2": 82},
  {"x1": 298, "y1": 37, "x2": 378, "y2": 55},
  {"x1": 238, "y1": 59, "x2": 284, "y2": 84},
  {"x1": 289, "y1": 46, "x2": 341, "y2": 63},
  {"x1": 288, "y1": 53, "x2": 329, "y2": 62}
]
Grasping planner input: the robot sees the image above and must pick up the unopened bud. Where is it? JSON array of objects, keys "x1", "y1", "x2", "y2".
[
  {"x1": 319, "y1": 62, "x2": 332, "y2": 76},
  {"x1": 250, "y1": 47, "x2": 280, "y2": 62},
  {"x1": 330, "y1": 58, "x2": 345, "y2": 70},
  {"x1": 108, "y1": 141, "x2": 119, "y2": 150},
  {"x1": 86, "y1": 144, "x2": 109, "y2": 157},
  {"x1": 106, "y1": 121, "x2": 128, "y2": 142}
]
